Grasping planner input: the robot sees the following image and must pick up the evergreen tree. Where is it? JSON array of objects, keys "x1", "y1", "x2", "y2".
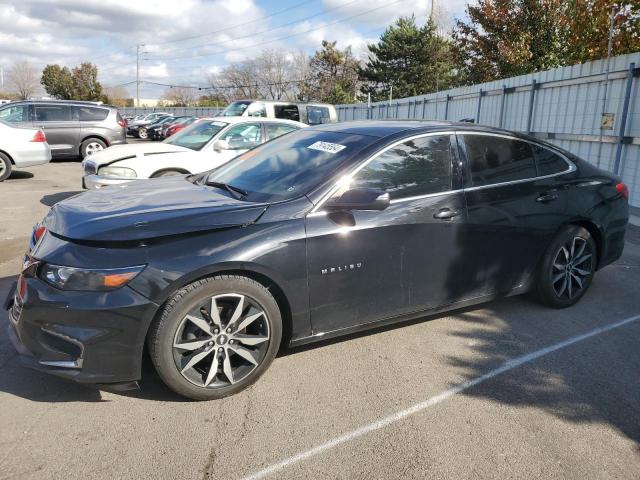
[{"x1": 359, "y1": 16, "x2": 454, "y2": 101}]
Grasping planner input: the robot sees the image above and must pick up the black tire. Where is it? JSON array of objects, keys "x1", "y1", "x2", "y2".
[
  {"x1": 0, "y1": 152, "x2": 11, "y2": 182},
  {"x1": 81, "y1": 138, "x2": 106, "y2": 159},
  {"x1": 152, "y1": 170, "x2": 184, "y2": 178},
  {"x1": 138, "y1": 127, "x2": 148, "y2": 140},
  {"x1": 148, "y1": 275, "x2": 282, "y2": 400},
  {"x1": 534, "y1": 225, "x2": 597, "y2": 308}
]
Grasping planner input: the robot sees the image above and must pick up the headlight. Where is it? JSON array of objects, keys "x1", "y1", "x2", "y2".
[
  {"x1": 98, "y1": 166, "x2": 137, "y2": 178},
  {"x1": 39, "y1": 264, "x2": 145, "y2": 291}
]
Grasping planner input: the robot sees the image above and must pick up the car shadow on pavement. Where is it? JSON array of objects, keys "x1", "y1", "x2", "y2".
[
  {"x1": 442, "y1": 258, "x2": 640, "y2": 450},
  {"x1": 40, "y1": 191, "x2": 83, "y2": 207},
  {"x1": 7, "y1": 171, "x2": 34, "y2": 180}
]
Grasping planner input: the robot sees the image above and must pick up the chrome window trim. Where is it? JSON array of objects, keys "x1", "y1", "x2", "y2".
[
  {"x1": 389, "y1": 188, "x2": 462, "y2": 204},
  {"x1": 457, "y1": 132, "x2": 576, "y2": 191},
  {"x1": 310, "y1": 130, "x2": 458, "y2": 213}
]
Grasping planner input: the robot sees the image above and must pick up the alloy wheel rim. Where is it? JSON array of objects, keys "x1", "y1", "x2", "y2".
[
  {"x1": 0, "y1": 161, "x2": 5, "y2": 176},
  {"x1": 172, "y1": 293, "x2": 270, "y2": 388},
  {"x1": 551, "y1": 236, "x2": 593, "y2": 299},
  {"x1": 85, "y1": 142, "x2": 104, "y2": 155},
  {"x1": 139, "y1": 129, "x2": 147, "y2": 138}
]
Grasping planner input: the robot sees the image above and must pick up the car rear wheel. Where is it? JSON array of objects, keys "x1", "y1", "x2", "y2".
[
  {"x1": 534, "y1": 225, "x2": 596, "y2": 308},
  {"x1": 148, "y1": 275, "x2": 282, "y2": 400},
  {"x1": 81, "y1": 138, "x2": 106, "y2": 158},
  {"x1": 138, "y1": 128, "x2": 148, "y2": 140},
  {"x1": 0, "y1": 152, "x2": 12, "y2": 181}
]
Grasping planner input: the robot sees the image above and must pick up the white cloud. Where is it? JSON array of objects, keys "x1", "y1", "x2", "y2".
[{"x1": 0, "y1": 0, "x2": 476, "y2": 98}]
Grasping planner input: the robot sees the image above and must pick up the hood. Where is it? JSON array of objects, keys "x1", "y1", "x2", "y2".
[
  {"x1": 84, "y1": 143, "x2": 191, "y2": 167},
  {"x1": 44, "y1": 176, "x2": 268, "y2": 242}
]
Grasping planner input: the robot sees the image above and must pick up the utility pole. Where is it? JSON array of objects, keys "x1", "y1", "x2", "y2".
[
  {"x1": 136, "y1": 43, "x2": 145, "y2": 108},
  {"x1": 430, "y1": 0, "x2": 436, "y2": 23}
]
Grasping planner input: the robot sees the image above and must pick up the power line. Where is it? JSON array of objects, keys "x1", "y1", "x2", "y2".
[
  {"x1": 152, "y1": 0, "x2": 317, "y2": 46},
  {"x1": 138, "y1": 78, "x2": 311, "y2": 91},
  {"x1": 99, "y1": 24, "x2": 382, "y2": 89},
  {"x1": 148, "y1": 0, "x2": 406, "y2": 64},
  {"x1": 147, "y1": 0, "x2": 363, "y2": 58}
]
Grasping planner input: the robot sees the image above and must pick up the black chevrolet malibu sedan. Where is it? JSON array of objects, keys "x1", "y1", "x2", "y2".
[{"x1": 5, "y1": 121, "x2": 629, "y2": 400}]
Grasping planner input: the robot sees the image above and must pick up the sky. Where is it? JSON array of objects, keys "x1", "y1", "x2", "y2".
[{"x1": 0, "y1": 0, "x2": 471, "y2": 98}]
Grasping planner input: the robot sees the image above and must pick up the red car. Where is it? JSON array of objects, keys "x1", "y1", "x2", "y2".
[{"x1": 164, "y1": 117, "x2": 199, "y2": 138}]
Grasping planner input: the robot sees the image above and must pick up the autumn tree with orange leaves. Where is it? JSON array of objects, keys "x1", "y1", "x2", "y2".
[{"x1": 452, "y1": 0, "x2": 640, "y2": 85}]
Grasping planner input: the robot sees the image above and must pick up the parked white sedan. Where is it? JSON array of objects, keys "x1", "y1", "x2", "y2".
[
  {"x1": 82, "y1": 117, "x2": 306, "y2": 189},
  {"x1": 0, "y1": 120, "x2": 51, "y2": 181}
]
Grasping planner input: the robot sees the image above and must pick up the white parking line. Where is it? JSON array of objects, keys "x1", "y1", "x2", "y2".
[{"x1": 242, "y1": 313, "x2": 640, "y2": 480}]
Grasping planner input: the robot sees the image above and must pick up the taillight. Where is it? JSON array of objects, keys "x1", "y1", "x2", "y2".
[
  {"x1": 616, "y1": 182, "x2": 629, "y2": 200},
  {"x1": 34, "y1": 225, "x2": 46, "y2": 242},
  {"x1": 31, "y1": 130, "x2": 46, "y2": 142},
  {"x1": 118, "y1": 119, "x2": 126, "y2": 128}
]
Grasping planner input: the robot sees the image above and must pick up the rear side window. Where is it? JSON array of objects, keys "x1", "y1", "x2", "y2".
[
  {"x1": 79, "y1": 107, "x2": 109, "y2": 121},
  {"x1": 274, "y1": 104, "x2": 300, "y2": 122},
  {"x1": 533, "y1": 145, "x2": 568, "y2": 176},
  {"x1": 265, "y1": 123, "x2": 299, "y2": 140},
  {"x1": 34, "y1": 105, "x2": 73, "y2": 122},
  {"x1": 218, "y1": 122, "x2": 263, "y2": 150},
  {"x1": 307, "y1": 106, "x2": 330, "y2": 125},
  {"x1": 247, "y1": 103, "x2": 267, "y2": 117},
  {"x1": 353, "y1": 135, "x2": 453, "y2": 200},
  {"x1": 0, "y1": 104, "x2": 28, "y2": 123},
  {"x1": 465, "y1": 135, "x2": 536, "y2": 186}
]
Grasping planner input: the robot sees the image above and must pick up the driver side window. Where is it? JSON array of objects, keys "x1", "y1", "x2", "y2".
[
  {"x1": 351, "y1": 135, "x2": 453, "y2": 200},
  {"x1": 219, "y1": 123, "x2": 263, "y2": 150}
]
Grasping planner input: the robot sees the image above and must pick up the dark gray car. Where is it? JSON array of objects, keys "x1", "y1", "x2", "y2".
[{"x1": 0, "y1": 100, "x2": 126, "y2": 159}]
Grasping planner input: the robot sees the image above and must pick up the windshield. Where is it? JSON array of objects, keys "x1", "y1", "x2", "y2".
[
  {"x1": 222, "y1": 101, "x2": 251, "y2": 117},
  {"x1": 202, "y1": 130, "x2": 370, "y2": 202},
  {"x1": 164, "y1": 120, "x2": 227, "y2": 150}
]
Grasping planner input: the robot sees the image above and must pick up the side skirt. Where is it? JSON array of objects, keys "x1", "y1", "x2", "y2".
[{"x1": 288, "y1": 285, "x2": 530, "y2": 348}]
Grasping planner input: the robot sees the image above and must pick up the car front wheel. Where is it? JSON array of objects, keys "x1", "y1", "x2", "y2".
[
  {"x1": 148, "y1": 275, "x2": 282, "y2": 400},
  {"x1": 138, "y1": 128, "x2": 148, "y2": 139},
  {"x1": 534, "y1": 225, "x2": 596, "y2": 308},
  {"x1": 0, "y1": 152, "x2": 12, "y2": 181}
]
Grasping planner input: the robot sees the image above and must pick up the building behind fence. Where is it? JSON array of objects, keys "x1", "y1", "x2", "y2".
[
  {"x1": 336, "y1": 52, "x2": 640, "y2": 208},
  {"x1": 120, "y1": 107, "x2": 223, "y2": 117}
]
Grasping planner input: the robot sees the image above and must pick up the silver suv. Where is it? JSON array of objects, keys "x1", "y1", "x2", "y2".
[{"x1": 0, "y1": 100, "x2": 126, "y2": 159}]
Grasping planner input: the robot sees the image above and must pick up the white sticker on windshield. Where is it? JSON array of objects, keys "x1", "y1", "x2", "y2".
[{"x1": 307, "y1": 141, "x2": 346, "y2": 154}]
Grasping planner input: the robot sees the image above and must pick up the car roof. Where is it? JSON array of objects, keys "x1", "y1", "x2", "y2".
[
  {"x1": 203, "y1": 116, "x2": 306, "y2": 127},
  {"x1": 230, "y1": 99, "x2": 334, "y2": 108},
  {"x1": 307, "y1": 120, "x2": 537, "y2": 139},
  {"x1": 7, "y1": 99, "x2": 117, "y2": 109}
]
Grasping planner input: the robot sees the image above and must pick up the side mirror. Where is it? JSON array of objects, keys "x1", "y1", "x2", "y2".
[
  {"x1": 213, "y1": 139, "x2": 230, "y2": 152},
  {"x1": 326, "y1": 188, "x2": 390, "y2": 212}
]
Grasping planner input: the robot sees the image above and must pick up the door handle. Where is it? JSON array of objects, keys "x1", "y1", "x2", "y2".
[
  {"x1": 536, "y1": 193, "x2": 558, "y2": 203},
  {"x1": 434, "y1": 208, "x2": 461, "y2": 220}
]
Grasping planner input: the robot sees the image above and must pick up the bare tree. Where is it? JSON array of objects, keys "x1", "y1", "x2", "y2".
[
  {"x1": 206, "y1": 49, "x2": 312, "y2": 102},
  {"x1": 160, "y1": 87, "x2": 196, "y2": 106},
  {"x1": 8, "y1": 61, "x2": 39, "y2": 100},
  {"x1": 103, "y1": 85, "x2": 132, "y2": 107}
]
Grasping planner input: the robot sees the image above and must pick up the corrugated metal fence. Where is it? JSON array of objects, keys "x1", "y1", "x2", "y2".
[
  {"x1": 120, "y1": 107, "x2": 223, "y2": 117},
  {"x1": 336, "y1": 52, "x2": 640, "y2": 208}
]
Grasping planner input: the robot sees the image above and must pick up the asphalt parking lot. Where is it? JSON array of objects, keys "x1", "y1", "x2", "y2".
[{"x1": 1, "y1": 159, "x2": 640, "y2": 480}]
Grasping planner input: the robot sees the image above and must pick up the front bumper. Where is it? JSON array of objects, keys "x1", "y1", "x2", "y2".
[
  {"x1": 83, "y1": 174, "x2": 136, "y2": 189},
  {"x1": 5, "y1": 274, "x2": 159, "y2": 386}
]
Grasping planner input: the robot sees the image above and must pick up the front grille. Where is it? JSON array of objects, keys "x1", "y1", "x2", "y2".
[{"x1": 84, "y1": 162, "x2": 97, "y2": 175}]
